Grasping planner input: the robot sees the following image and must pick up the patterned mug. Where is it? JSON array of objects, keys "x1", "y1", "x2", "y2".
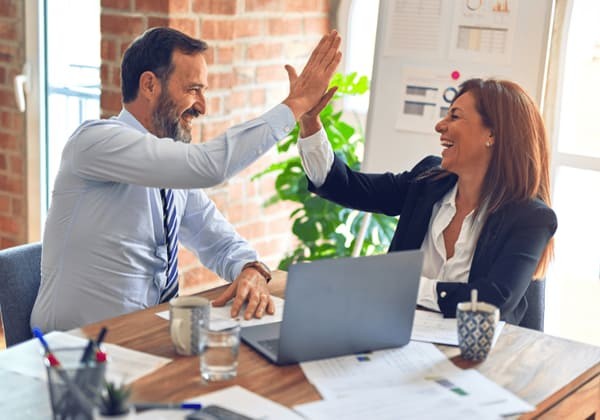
[{"x1": 456, "y1": 301, "x2": 500, "y2": 361}]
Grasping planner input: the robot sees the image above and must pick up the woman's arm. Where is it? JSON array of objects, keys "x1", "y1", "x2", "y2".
[{"x1": 435, "y1": 203, "x2": 557, "y2": 321}]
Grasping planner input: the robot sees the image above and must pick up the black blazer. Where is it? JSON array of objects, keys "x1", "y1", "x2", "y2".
[{"x1": 308, "y1": 155, "x2": 557, "y2": 325}]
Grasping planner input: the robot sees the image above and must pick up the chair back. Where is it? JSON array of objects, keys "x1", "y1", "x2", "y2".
[
  {"x1": 519, "y1": 280, "x2": 545, "y2": 331},
  {"x1": 0, "y1": 243, "x2": 42, "y2": 346}
]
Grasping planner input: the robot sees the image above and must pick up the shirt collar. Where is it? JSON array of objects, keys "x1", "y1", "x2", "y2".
[
  {"x1": 115, "y1": 108, "x2": 149, "y2": 134},
  {"x1": 439, "y1": 184, "x2": 488, "y2": 223}
]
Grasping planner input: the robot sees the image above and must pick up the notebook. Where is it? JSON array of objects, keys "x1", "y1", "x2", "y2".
[{"x1": 241, "y1": 250, "x2": 424, "y2": 365}]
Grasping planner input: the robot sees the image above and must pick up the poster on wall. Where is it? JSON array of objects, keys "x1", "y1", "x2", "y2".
[
  {"x1": 448, "y1": 0, "x2": 519, "y2": 65},
  {"x1": 383, "y1": 0, "x2": 444, "y2": 58},
  {"x1": 395, "y1": 67, "x2": 472, "y2": 134}
]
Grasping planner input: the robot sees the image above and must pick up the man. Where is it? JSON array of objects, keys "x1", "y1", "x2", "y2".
[{"x1": 31, "y1": 27, "x2": 341, "y2": 331}]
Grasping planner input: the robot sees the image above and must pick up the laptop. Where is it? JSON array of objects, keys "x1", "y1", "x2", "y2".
[{"x1": 241, "y1": 250, "x2": 424, "y2": 365}]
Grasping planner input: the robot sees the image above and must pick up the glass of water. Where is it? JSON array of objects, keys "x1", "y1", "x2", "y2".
[{"x1": 199, "y1": 320, "x2": 241, "y2": 382}]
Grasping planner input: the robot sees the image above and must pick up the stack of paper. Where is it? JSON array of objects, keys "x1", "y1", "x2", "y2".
[{"x1": 296, "y1": 341, "x2": 534, "y2": 419}]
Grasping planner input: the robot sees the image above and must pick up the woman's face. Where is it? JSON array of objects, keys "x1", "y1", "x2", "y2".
[{"x1": 435, "y1": 91, "x2": 493, "y2": 179}]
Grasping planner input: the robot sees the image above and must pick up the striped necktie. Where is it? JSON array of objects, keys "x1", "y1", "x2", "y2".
[{"x1": 159, "y1": 188, "x2": 179, "y2": 302}]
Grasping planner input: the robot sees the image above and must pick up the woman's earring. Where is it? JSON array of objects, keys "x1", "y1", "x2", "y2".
[{"x1": 486, "y1": 141, "x2": 493, "y2": 147}]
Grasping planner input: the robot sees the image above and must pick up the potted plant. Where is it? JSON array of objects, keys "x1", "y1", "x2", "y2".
[
  {"x1": 253, "y1": 73, "x2": 397, "y2": 269},
  {"x1": 95, "y1": 381, "x2": 133, "y2": 419}
]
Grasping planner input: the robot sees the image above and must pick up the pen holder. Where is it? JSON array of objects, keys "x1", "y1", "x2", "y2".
[{"x1": 44, "y1": 347, "x2": 107, "y2": 420}]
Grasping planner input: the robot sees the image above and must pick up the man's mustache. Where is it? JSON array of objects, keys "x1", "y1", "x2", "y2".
[{"x1": 182, "y1": 108, "x2": 200, "y2": 119}]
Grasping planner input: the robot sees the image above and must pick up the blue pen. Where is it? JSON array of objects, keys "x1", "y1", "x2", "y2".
[{"x1": 133, "y1": 402, "x2": 202, "y2": 411}]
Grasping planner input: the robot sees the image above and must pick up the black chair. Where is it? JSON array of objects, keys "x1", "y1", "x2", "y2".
[
  {"x1": 0, "y1": 243, "x2": 42, "y2": 347},
  {"x1": 518, "y1": 280, "x2": 545, "y2": 331}
]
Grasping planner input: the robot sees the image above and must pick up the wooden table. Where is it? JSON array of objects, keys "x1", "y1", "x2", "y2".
[{"x1": 80, "y1": 272, "x2": 600, "y2": 419}]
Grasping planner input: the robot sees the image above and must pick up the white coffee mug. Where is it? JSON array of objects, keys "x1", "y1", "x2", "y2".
[{"x1": 169, "y1": 296, "x2": 210, "y2": 356}]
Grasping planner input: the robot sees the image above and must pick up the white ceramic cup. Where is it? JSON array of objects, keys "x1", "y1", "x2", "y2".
[{"x1": 169, "y1": 296, "x2": 210, "y2": 356}]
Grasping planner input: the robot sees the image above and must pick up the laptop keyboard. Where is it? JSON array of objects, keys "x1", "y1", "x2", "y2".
[{"x1": 258, "y1": 338, "x2": 280, "y2": 354}]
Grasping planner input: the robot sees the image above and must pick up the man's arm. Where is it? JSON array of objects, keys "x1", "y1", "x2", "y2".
[{"x1": 178, "y1": 190, "x2": 274, "y2": 320}]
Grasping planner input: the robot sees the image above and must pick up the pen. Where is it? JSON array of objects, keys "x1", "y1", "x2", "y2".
[
  {"x1": 134, "y1": 402, "x2": 203, "y2": 411},
  {"x1": 32, "y1": 327, "x2": 60, "y2": 366}
]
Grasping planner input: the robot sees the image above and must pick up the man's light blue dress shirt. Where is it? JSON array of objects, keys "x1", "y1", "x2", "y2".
[{"x1": 31, "y1": 105, "x2": 295, "y2": 331}]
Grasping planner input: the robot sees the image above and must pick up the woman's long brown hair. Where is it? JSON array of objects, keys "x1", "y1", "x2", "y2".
[{"x1": 458, "y1": 78, "x2": 553, "y2": 279}]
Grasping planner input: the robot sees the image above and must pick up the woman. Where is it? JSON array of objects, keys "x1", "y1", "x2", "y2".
[{"x1": 297, "y1": 78, "x2": 557, "y2": 325}]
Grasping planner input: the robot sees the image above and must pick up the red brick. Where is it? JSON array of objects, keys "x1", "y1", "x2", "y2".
[
  {"x1": 203, "y1": 47, "x2": 215, "y2": 65},
  {"x1": 178, "y1": 246, "x2": 198, "y2": 268},
  {"x1": 233, "y1": 66, "x2": 255, "y2": 85},
  {"x1": 101, "y1": 14, "x2": 145, "y2": 37},
  {"x1": 0, "y1": 0, "x2": 16, "y2": 18},
  {"x1": 226, "y1": 90, "x2": 248, "y2": 111},
  {"x1": 266, "y1": 214, "x2": 293, "y2": 235},
  {"x1": 227, "y1": 201, "x2": 261, "y2": 224},
  {"x1": 216, "y1": 45, "x2": 234, "y2": 64},
  {"x1": 237, "y1": 221, "x2": 267, "y2": 238},
  {"x1": 267, "y1": 18, "x2": 302, "y2": 36},
  {"x1": 1, "y1": 237, "x2": 20, "y2": 249},
  {"x1": 0, "y1": 21, "x2": 17, "y2": 41},
  {"x1": 0, "y1": 175, "x2": 22, "y2": 194},
  {"x1": 0, "y1": 133, "x2": 17, "y2": 150},
  {"x1": 0, "y1": 66, "x2": 5, "y2": 84},
  {"x1": 206, "y1": 96, "x2": 222, "y2": 114},
  {"x1": 9, "y1": 155, "x2": 22, "y2": 174},
  {"x1": 245, "y1": 0, "x2": 281, "y2": 12},
  {"x1": 169, "y1": 0, "x2": 190, "y2": 14},
  {"x1": 168, "y1": 18, "x2": 198, "y2": 37},
  {"x1": 234, "y1": 18, "x2": 263, "y2": 38},
  {"x1": 101, "y1": 39, "x2": 117, "y2": 62},
  {"x1": 193, "y1": 0, "x2": 237, "y2": 15},
  {"x1": 201, "y1": 19, "x2": 234, "y2": 40},
  {"x1": 247, "y1": 42, "x2": 283, "y2": 60},
  {"x1": 11, "y1": 197, "x2": 22, "y2": 215},
  {"x1": 304, "y1": 16, "x2": 329, "y2": 35},
  {"x1": 100, "y1": 90, "x2": 122, "y2": 115},
  {"x1": 0, "y1": 44, "x2": 18, "y2": 63},
  {"x1": 254, "y1": 236, "x2": 290, "y2": 258},
  {"x1": 249, "y1": 88, "x2": 265, "y2": 106},
  {"x1": 101, "y1": 0, "x2": 131, "y2": 10},
  {"x1": 256, "y1": 65, "x2": 287, "y2": 83},
  {"x1": 0, "y1": 215, "x2": 21, "y2": 234},
  {"x1": 0, "y1": 154, "x2": 6, "y2": 171},
  {"x1": 147, "y1": 16, "x2": 170, "y2": 28},
  {"x1": 134, "y1": 0, "x2": 169, "y2": 13},
  {"x1": 283, "y1": 0, "x2": 320, "y2": 12},
  {"x1": 0, "y1": 194, "x2": 9, "y2": 213},
  {"x1": 207, "y1": 72, "x2": 233, "y2": 90},
  {"x1": 180, "y1": 265, "x2": 220, "y2": 289}
]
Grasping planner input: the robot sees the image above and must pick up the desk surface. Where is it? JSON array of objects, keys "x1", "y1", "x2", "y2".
[{"x1": 80, "y1": 272, "x2": 600, "y2": 418}]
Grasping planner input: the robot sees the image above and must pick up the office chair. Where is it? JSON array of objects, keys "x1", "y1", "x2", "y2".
[
  {"x1": 518, "y1": 280, "x2": 545, "y2": 331},
  {"x1": 0, "y1": 242, "x2": 42, "y2": 347}
]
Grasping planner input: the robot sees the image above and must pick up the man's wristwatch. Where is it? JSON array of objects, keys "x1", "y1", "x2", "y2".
[{"x1": 242, "y1": 261, "x2": 272, "y2": 283}]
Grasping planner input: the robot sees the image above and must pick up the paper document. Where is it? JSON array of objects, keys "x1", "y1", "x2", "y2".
[
  {"x1": 0, "y1": 331, "x2": 171, "y2": 384},
  {"x1": 156, "y1": 296, "x2": 285, "y2": 330},
  {"x1": 300, "y1": 341, "x2": 533, "y2": 417},
  {"x1": 411, "y1": 309, "x2": 505, "y2": 346},
  {"x1": 134, "y1": 385, "x2": 302, "y2": 420},
  {"x1": 294, "y1": 384, "x2": 496, "y2": 420}
]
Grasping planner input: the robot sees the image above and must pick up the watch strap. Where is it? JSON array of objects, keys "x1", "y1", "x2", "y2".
[{"x1": 242, "y1": 261, "x2": 272, "y2": 283}]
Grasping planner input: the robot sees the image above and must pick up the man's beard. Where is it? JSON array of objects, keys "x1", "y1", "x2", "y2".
[{"x1": 151, "y1": 91, "x2": 198, "y2": 143}]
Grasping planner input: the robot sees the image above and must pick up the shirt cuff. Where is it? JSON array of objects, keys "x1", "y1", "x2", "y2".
[
  {"x1": 262, "y1": 104, "x2": 296, "y2": 141},
  {"x1": 417, "y1": 276, "x2": 441, "y2": 312},
  {"x1": 298, "y1": 127, "x2": 334, "y2": 188}
]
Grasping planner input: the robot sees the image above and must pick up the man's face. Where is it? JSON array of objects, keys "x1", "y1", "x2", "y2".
[{"x1": 152, "y1": 50, "x2": 208, "y2": 143}]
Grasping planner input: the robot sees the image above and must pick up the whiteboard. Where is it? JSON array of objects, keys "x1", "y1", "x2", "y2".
[{"x1": 362, "y1": 0, "x2": 554, "y2": 174}]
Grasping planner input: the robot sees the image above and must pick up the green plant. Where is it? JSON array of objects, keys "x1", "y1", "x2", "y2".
[
  {"x1": 97, "y1": 381, "x2": 132, "y2": 416},
  {"x1": 253, "y1": 73, "x2": 397, "y2": 270}
]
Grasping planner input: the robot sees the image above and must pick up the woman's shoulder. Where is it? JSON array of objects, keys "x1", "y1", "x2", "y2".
[{"x1": 494, "y1": 198, "x2": 557, "y2": 231}]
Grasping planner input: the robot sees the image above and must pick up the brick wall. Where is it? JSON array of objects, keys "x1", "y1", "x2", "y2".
[
  {"x1": 100, "y1": 0, "x2": 330, "y2": 289},
  {"x1": 0, "y1": 0, "x2": 26, "y2": 249}
]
